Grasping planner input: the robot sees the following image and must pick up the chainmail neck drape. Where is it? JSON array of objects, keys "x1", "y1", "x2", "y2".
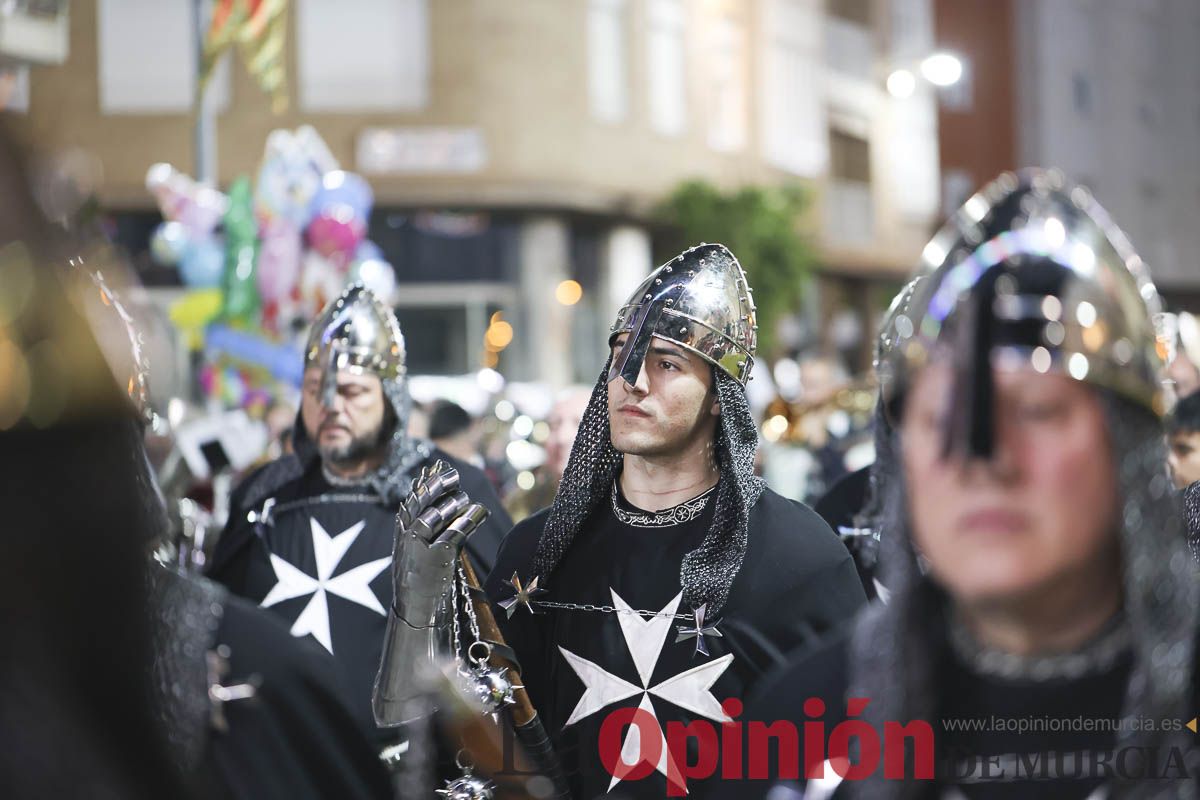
[
  {"x1": 531, "y1": 356, "x2": 765, "y2": 616},
  {"x1": 1183, "y1": 480, "x2": 1200, "y2": 563},
  {"x1": 847, "y1": 395, "x2": 1199, "y2": 800}
]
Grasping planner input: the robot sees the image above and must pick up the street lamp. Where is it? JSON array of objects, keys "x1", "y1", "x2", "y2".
[
  {"x1": 920, "y1": 52, "x2": 964, "y2": 87},
  {"x1": 886, "y1": 51, "x2": 964, "y2": 98},
  {"x1": 886, "y1": 69, "x2": 917, "y2": 99}
]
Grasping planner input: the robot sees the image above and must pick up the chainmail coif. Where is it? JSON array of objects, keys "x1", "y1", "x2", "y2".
[
  {"x1": 1183, "y1": 480, "x2": 1200, "y2": 563},
  {"x1": 532, "y1": 356, "x2": 765, "y2": 616}
]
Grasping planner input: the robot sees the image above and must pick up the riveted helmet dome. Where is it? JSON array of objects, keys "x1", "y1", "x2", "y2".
[{"x1": 609, "y1": 243, "x2": 757, "y2": 387}]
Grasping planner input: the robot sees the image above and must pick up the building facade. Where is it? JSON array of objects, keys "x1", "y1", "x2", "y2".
[
  {"x1": 933, "y1": 0, "x2": 1016, "y2": 219},
  {"x1": 1013, "y1": 0, "x2": 1200, "y2": 303},
  {"x1": 6, "y1": 0, "x2": 944, "y2": 380}
]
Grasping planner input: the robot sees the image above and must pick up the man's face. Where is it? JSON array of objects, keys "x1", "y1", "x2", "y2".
[
  {"x1": 1168, "y1": 430, "x2": 1200, "y2": 489},
  {"x1": 902, "y1": 363, "x2": 1119, "y2": 606},
  {"x1": 1167, "y1": 355, "x2": 1200, "y2": 399},
  {"x1": 300, "y1": 368, "x2": 389, "y2": 465},
  {"x1": 606, "y1": 334, "x2": 718, "y2": 458}
]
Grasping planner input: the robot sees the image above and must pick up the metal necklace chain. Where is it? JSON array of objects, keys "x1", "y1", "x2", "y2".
[
  {"x1": 321, "y1": 463, "x2": 371, "y2": 488},
  {"x1": 609, "y1": 481, "x2": 716, "y2": 529},
  {"x1": 528, "y1": 482, "x2": 710, "y2": 620},
  {"x1": 531, "y1": 599, "x2": 691, "y2": 621}
]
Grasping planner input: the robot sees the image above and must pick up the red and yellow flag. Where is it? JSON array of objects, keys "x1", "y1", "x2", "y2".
[{"x1": 199, "y1": 0, "x2": 289, "y2": 114}]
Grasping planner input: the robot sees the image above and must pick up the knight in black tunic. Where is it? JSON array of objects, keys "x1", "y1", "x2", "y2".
[
  {"x1": 467, "y1": 243, "x2": 864, "y2": 798},
  {"x1": 737, "y1": 170, "x2": 1200, "y2": 800},
  {"x1": 208, "y1": 284, "x2": 512, "y2": 748},
  {"x1": 814, "y1": 279, "x2": 921, "y2": 605}
]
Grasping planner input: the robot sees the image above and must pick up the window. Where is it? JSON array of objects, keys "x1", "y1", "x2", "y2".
[
  {"x1": 0, "y1": 67, "x2": 29, "y2": 113},
  {"x1": 886, "y1": 95, "x2": 939, "y2": 219},
  {"x1": 296, "y1": 0, "x2": 429, "y2": 111},
  {"x1": 646, "y1": 0, "x2": 687, "y2": 136},
  {"x1": 366, "y1": 211, "x2": 517, "y2": 284},
  {"x1": 825, "y1": 11, "x2": 873, "y2": 80},
  {"x1": 829, "y1": 129, "x2": 871, "y2": 183},
  {"x1": 889, "y1": 0, "x2": 934, "y2": 59},
  {"x1": 1138, "y1": 99, "x2": 1161, "y2": 130},
  {"x1": 825, "y1": 129, "x2": 874, "y2": 245},
  {"x1": 588, "y1": 0, "x2": 628, "y2": 123},
  {"x1": 395, "y1": 306, "x2": 470, "y2": 375},
  {"x1": 97, "y1": 0, "x2": 230, "y2": 113},
  {"x1": 760, "y1": 0, "x2": 825, "y2": 175},
  {"x1": 705, "y1": 16, "x2": 746, "y2": 152},
  {"x1": 827, "y1": 0, "x2": 871, "y2": 27},
  {"x1": 1072, "y1": 73, "x2": 1092, "y2": 116},
  {"x1": 941, "y1": 169, "x2": 975, "y2": 219}
]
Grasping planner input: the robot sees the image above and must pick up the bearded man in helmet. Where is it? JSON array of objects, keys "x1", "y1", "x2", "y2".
[{"x1": 209, "y1": 285, "x2": 512, "y2": 749}]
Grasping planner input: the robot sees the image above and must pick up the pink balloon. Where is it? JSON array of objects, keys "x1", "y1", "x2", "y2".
[
  {"x1": 299, "y1": 249, "x2": 347, "y2": 320},
  {"x1": 145, "y1": 162, "x2": 228, "y2": 237},
  {"x1": 177, "y1": 186, "x2": 228, "y2": 237},
  {"x1": 257, "y1": 222, "x2": 303, "y2": 303},
  {"x1": 306, "y1": 211, "x2": 365, "y2": 264}
]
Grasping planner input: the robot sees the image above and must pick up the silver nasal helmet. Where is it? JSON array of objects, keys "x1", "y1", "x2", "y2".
[
  {"x1": 608, "y1": 243, "x2": 757, "y2": 387},
  {"x1": 884, "y1": 168, "x2": 1165, "y2": 458},
  {"x1": 304, "y1": 283, "x2": 406, "y2": 407}
]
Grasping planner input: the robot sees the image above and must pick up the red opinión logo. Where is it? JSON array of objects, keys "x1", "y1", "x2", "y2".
[{"x1": 596, "y1": 697, "x2": 935, "y2": 796}]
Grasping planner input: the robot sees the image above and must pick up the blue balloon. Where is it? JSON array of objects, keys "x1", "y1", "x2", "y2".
[
  {"x1": 150, "y1": 220, "x2": 189, "y2": 266},
  {"x1": 178, "y1": 238, "x2": 225, "y2": 288},
  {"x1": 205, "y1": 324, "x2": 305, "y2": 386},
  {"x1": 355, "y1": 239, "x2": 384, "y2": 262},
  {"x1": 309, "y1": 170, "x2": 374, "y2": 223}
]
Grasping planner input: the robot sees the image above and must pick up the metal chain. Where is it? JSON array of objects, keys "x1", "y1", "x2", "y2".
[
  {"x1": 457, "y1": 564, "x2": 483, "y2": 644},
  {"x1": 533, "y1": 600, "x2": 691, "y2": 620},
  {"x1": 450, "y1": 567, "x2": 463, "y2": 665}
]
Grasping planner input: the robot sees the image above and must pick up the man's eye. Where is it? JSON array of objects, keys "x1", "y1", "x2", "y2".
[{"x1": 660, "y1": 360, "x2": 678, "y2": 371}]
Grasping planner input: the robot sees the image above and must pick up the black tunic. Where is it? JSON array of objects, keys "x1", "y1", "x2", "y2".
[
  {"x1": 484, "y1": 484, "x2": 866, "y2": 799},
  {"x1": 813, "y1": 466, "x2": 879, "y2": 600},
  {"x1": 734, "y1": 628, "x2": 1200, "y2": 799},
  {"x1": 200, "y1": 592, "x2": 394, "y2": 799},
  {"x1": 208, "y1": 448, "x2": 512, "y2": 747},
  {"x1": 152, "y1": 569, "x2": 391, "y2": 800}
]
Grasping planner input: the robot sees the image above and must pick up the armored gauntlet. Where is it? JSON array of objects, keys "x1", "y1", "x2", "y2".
[{"x1": 372, "y1": 460, "x2": 489, "y2": 726}]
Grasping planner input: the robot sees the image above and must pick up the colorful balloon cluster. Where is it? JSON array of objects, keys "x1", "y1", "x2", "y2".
[
  {"x1": 251, "y1": 126, "x2": 395, "y2": 332},
  {"x1": 198, "y1": 323, "x2": 304, "y2": 413},
  {"x1": 147, "y1": 125, "x2": 397, "y2": 408}
]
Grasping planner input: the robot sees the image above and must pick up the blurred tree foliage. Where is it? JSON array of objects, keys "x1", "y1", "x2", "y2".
[{"x1": 655, "y1": 180, "x2": 815, "y2": 357}]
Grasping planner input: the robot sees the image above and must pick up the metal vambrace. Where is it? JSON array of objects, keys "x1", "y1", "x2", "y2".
[{"x1": 372, "y1": 532, "x2": 459, "y2": 727}]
